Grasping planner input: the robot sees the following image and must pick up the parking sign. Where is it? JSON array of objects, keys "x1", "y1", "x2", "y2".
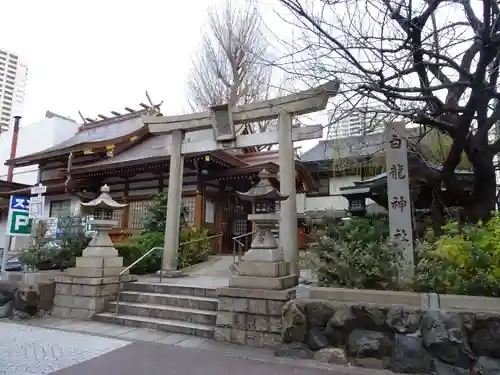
[{"x1": 6, "y1": 195, "x2": 32, "y2": 236}]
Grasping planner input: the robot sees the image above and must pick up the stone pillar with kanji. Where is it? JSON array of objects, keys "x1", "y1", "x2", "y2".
[
  {"x1": 52, "y1": 185, "x2": 135, "y2": 319},
  {"x1": 215, "y1": 170, "x2": 297, "y2": 348},
  {"x1": 385, "y1": 122, "x2": 415, "y2": 278}
]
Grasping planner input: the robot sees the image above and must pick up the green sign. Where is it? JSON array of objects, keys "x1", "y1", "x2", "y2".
[{"x1": 6, "y1": 196, "x2": 32, "y2": 236}]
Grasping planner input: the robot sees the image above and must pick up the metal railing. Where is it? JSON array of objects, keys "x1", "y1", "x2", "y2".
[
  {"x1": 232, "y1": 231, "x2": 257, "y2": 264},
  {"x1": 114, "y1": 233, "x2": 223, "y2": 316}
]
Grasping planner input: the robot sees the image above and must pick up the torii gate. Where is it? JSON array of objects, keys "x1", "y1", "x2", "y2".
[{"x1": 142, "y1": 79, "x2": 340, "y2": 277}]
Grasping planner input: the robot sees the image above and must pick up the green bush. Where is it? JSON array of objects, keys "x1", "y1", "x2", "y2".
[
  {"x1": 413, "y1": 218, "x2": 500, "y2": 296},
  {"x1": 142, "y1": 193, "x2": 188, "y2": 234},
  {"x1": 178, "y1": 228, "x2": 211, "y2": 269},
  {"x1": 19, "y1": 218, "x2": 90, "y2": 271},
  {"x1": 115, "y1": 232, "x2": 164, "y2": 275},
  {"x1": 308, "y1": 216, "x2": 404, "y2": 290},
  {"x1": 116, "y1": 228, "x2": 212, "y2": 275},
  {"x1": 116, "y1": 192, "x2": 211, "y2": 275}
]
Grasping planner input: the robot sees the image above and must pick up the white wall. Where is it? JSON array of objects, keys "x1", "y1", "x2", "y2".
[{"x1": 0, "y1": 114, "x2": 79, "y2": 185}]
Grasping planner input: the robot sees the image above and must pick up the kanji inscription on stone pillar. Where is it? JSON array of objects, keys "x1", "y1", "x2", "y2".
[{"x1": 385, "y1": 122, "x2": 414, "y2": 278}]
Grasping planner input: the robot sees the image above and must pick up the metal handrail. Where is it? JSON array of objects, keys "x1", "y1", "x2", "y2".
[
  {"x1": 231, "y1": 231, "x2": 257, "y2": 263},
  {"x1": 114, "y1": 233, "x2": 223, "y2": 316}
]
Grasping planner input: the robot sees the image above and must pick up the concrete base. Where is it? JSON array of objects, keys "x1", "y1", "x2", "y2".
[
  {"x1": 51, "y1": 252, "x2": 135, "y2": 320},
  {"x1": 52, "y1": 273, "x2": 136, "y2": 320},
  {"x1": 215, "y1": 286, "x2": 295, "y2": 348},
  {"x1": 215, "y1": 259, "x2": 297, "y2": 348}
]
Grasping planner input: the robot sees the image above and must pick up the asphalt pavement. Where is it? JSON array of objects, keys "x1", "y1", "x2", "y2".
[{"x1": 0, "y1": 319, "x2": 380, "y2": 375}]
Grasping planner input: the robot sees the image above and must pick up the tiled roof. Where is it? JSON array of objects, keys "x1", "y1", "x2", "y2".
[
  {"x1": 72, "y1": 134, "x2": 170, "y2": 170},
  {"x1": 34, "y1": 114, "x2": 144, "y2": 154},
  {"x1": 300, "y1": 128, "x2": 421, "y2": 163},
  {"x1": 7, "y1": 106, "x2": 157, "y2": 166}
]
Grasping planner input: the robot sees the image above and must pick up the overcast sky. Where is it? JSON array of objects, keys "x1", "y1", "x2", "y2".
[{"x1": 0, "y1": 0, "x2": 326, "y2": 151}]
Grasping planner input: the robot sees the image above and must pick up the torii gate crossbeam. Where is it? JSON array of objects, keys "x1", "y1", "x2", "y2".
[{"x1": 142, "y1": 79, "x2": 340, "y2": 277}]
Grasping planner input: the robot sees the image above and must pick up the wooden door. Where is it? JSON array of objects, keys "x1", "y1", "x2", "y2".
[{"x1": 220, "y1": 194, "x2": 252, "y2": 254}]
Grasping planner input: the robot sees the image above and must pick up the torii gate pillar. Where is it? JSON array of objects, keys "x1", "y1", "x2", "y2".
[
  {"x1": 278, "y1": 112, "x2": 299, "y2": 277},
  {"x1": 162, "y1": 129, "x2": 184, "y2": 276}
]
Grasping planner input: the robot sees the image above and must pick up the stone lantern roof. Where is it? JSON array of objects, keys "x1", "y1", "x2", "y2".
[
  {"x1": 237, "y1": 169, "x2": 289, "y2": 202},
  {"x1": 80, "y1": 184, "x2": 128, "y2": 214}
]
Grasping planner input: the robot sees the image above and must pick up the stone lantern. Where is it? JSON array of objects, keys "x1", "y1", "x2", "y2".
[
  {"x1": 215, "y1": 169, "x2": 298, "y2": 348},
  {"x1": 79, "y1": 184, "x2": 128, "y2": 257},
  {"x1": 237, "y1": 169, "x2": 289, "y2": 262},
  {"x1": 226, "y1": 169, "x2": 298, "y2": 289},
  {"x1": 52, "y1": 184, "x2": 133, "y2": 320}
]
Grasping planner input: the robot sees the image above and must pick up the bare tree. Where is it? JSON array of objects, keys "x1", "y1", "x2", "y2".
[
  {"x1": 277, "y1": 0, "x2": 500, "y2": 221},
  {"x1": 186, "y1": 0, "x2": 283, "y2": 143}
]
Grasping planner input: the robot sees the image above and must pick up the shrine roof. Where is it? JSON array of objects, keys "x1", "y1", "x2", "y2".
[
  {"x1": 70, "y1": 133, "x2": 247, "y2": 173},
  {"x1": 300, "y1": 128, "x2": 421, "y2": 163},
  {"x1": 339, "y1": 160, "x2": 474, "y2": 197},
  {"x1": 6, "y1": 106, "x2": 154, "y2": 167},
  {"x1": 237, "y1": 150, "x2": 300, "y2": 165}
]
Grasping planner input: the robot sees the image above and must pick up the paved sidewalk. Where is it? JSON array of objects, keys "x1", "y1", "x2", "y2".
[{"x1": 1, "y1": 317, "x2": 390, "y2": 375}]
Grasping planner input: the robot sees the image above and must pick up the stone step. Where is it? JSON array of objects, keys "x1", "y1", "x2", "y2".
[
  {"x1": 109, "y1": 301, "x2": 217, "y2": 325},
  {"x1": 93, "y1": 312, "x2": 214, "y2": 338},
  {"x1": 123, "y1": 282, "x2": 217, "y2": 298},
  {"x1": 119, "y1": 291, "x2": 218, "y2": 311}
]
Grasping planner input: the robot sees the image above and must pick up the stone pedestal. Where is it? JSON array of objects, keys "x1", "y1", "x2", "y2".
[
  {"x1": 52, "y1": 223, "x2": 135, "y2": 320},
  {"x1": 215, "y1": 232, "x2": 297, "y2": 348}
]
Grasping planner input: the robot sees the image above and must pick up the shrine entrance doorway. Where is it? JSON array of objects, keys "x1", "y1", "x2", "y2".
[{"x1": 220, "y1": 195, "x2": 252, "y2": 254}]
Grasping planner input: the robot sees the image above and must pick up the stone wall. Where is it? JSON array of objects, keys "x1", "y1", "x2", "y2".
[
  {"x1": 278, "y1": 299, "x2": 500, "y2": 375},
  {"x1": 52, "y1": 275, "x2": 123, "y2": 320},
  {"x1": 214, "y1": 287, "x2": 295, "y2": 348}
]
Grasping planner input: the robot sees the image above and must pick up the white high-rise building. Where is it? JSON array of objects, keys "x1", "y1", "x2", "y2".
[
  {"x1": 328, "y1": 104, "x2": 387, "y2": 139},
  {"x1": 0, "y1": 49, "x2": 28, "y2": 132}
]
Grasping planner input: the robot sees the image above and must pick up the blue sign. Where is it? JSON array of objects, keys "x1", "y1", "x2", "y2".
[{"x1": 10, "y1": 196, "x2": 30, "y2": 212}]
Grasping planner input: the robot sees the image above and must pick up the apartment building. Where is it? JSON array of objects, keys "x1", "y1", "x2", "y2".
[
  {"x1": 327, "y1": 103, "x2": 386, "y2": 139},
  {"x1": 0, "y1": 49, "x2": 28, "y2": 132}
]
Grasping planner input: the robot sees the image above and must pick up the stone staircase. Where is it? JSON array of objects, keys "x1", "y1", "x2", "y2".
[{"x1": 93, "y1": 281, "x2": 218, "y2": 338}]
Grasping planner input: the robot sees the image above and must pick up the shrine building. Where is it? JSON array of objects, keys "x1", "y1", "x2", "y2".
[{"x1": 1, "y1": 104, "x2": 318, "y2": 253}]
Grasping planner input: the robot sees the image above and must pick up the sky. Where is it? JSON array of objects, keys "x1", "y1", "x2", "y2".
[{"x1": 0, "y1": 0, "x2": 327, "y2": 152}]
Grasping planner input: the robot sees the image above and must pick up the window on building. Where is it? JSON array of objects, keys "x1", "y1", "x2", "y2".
[
  {"x1": 128, "y1": 200, "x2": 153, "y2": 230},
  {"x1": 182, "y1": 197, "x2": 196, "y2": 225},
  {"x1": 50, "y1": 200, "x2": 71, "y2": 217}
]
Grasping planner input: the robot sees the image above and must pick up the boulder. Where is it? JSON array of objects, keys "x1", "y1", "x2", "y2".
[
  {"x1": 304, "y1": 300, "x2": 336, "y2": 328},
  {"x1": 314, "y1": 347, "x2": 349, "y2": 365},
  {"x1": 457, "y1": 311, "x2": 475, "y2": 335},
  {"x1": 386, "y1": 307, "x2": 422, "y2": 334},
  {"x1": 390, "y1": 333, "x2": 432, "y2": 374},
  {"x1": 432, "y1": 358, "x2": 470, "y2": 375},
  {"x1": 327, "y1": 305, "x2": 354, "y2": 329},
  {"x1": 471, "y1": 314, "x2": 500, "y2": 358},
  {"x1": 306, "y1": 327, "x2": 329, "y2": 351},
  {"x1": 275, "y1": 342, "x2": 314, "y2": 359},
  {"x1": 324, "y1": 306, "x2": 354, "y2": 346},
  {"x1": 346, "y1": 329, "x2": 392, "y2": 358},
  {"x1": 351, "y1": 305, "x2": 387, "y2": 331},
  {"x1": 13, "y1": 285, "x2": 39, "y2": 318},
  {"x1": 420, "y1": 310, "x2": 475, "y2": 368},
  {"x1": 282, "y1": 300, "x2": 308, "y2": 343},
  {"x1": 472, "y1": 357, "x2": 500, "y2": 375}
]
